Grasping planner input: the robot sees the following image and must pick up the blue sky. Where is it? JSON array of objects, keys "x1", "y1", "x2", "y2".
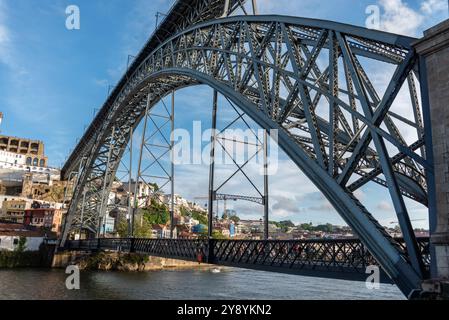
[{"x1": 0, "y1": 0, "x2": 447, "y2": 227}]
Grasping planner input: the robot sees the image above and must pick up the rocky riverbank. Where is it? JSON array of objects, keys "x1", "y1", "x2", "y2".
[
  {"x1": 0, "y1": 245, "x2": 55, "y2": 269},
  {"x1": 53, "y1": 251, "x2": 221, "y2": 272}
]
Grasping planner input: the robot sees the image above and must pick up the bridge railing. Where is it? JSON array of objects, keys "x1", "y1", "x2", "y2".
[
  {"x1": 65, "y1": 238, "x2": 208, "y2": 262},
  {"x1": 133, "y1": 238, "x2": 208, "y2": 262},
  {"x1": 213, "y1": 238, "x2": 430, "y2": 269},
  {"x1": 210, "y1": 239, "x2": 377, "y2": 271},
  {"x1": 66, "y1": 239, "x2": 100, "y2": 251},
  {"x1": 64, "y1": 237, "x2": 430, "y2": 280},
  {"x1": 99, "y1": 238, "x2": 133, "y2": 252}
]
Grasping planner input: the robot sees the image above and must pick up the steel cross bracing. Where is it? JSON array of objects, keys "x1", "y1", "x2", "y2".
[
  {"x1": 61, "y1": 15, "x2": 432, "y2": 297},
  {"x1": 103, "y1": 126, "x2": 134, "y2": 237},
  {"x1": 206, "y1": 91, "x2": 269, "y2": 239},
  {"x1": 132, "y1": 91, "x2": 176, "y2": 237}
]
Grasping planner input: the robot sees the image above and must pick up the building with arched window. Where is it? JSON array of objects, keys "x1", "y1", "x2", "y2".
[{"x1": 0, "y1": 135, "x2": 47, "y2": 168}]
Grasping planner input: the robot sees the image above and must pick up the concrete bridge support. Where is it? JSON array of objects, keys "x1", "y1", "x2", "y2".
[{"x1": 415, "y1": 19, "x2": 449, "y2": 298}]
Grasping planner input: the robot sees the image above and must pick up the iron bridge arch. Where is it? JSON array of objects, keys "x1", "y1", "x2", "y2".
[{"x1": 61, "y1": 15, "x2": 433, "y2": 297}]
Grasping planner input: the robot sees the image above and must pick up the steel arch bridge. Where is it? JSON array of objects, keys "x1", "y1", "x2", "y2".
[{"x1": 60, "y1": 0, "x2": 434, "y2": 298}]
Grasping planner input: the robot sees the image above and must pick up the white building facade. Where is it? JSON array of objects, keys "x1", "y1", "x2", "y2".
[
  {"x1": 0, "y1": 234, "x2": 44, "y2": 251},
  {"x1": 0, "y1": 150, "x2": 26, "y2": 166}
]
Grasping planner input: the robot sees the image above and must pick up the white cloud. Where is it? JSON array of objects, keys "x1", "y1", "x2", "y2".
[
  {"x1": 272, "y1": 195, "x2": 303, "y2": 215},
  {"x1": 378, "y1": 0, "x2": 448, "y2": 36},
  {"x1": 308, "y1": 202, "x2": 334, "y2": 212},
  {"x1": 93, "y1": 78, "x2": 109, "y2": 87},
  {"x1": 420, "y1": 0, "x2": 448, "y2": 15},
  {"x1": 0, "y1": 24, "x2": 8, "y2": 42},
  {"x1": 122, "y1": 0, "x2": 166, "y2": 58},
  {"x1": 353, "y1": 189, "x2": 366, "y2": 202},
  {"x1": 0, "y1": 0, "x2": 11, "y2": 66},
  {"x1": 379, "y1": 0, "x2": 424, "y2": 35},
  {"x1": 376, "y1": 200, "x2": 394, "y2": 211},
  {"x1": 0, "y1": 1, "x2": 27, "y2": 75}
]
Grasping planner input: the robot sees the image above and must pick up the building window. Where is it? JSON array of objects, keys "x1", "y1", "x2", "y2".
[
  {"x1": 39, "y1": 159, "x2": 45, "y2": 167},
  {"x1": 13, "y1": 238, "x2": 19, "y2": 245},
  {"x1": 26, "y1": 157, "x2": 32, "y2": 165},
  {"x1": 33, "y1": 158, "x2": 38, "y2": 166}
]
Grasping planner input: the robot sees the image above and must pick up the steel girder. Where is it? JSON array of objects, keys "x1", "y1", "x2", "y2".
[
  {"x1": 61, "y1": 15, "x2": 432, "y2": 297},
  {"x1": 215, "y1": 193, "x2": 265, "y2": 205}
]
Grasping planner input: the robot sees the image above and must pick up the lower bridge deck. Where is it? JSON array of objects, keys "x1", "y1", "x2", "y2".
[{"x1": 64, "y1": 238, "x2": 430, "y2": 283}]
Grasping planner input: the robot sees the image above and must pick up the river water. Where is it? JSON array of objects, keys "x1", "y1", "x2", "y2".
[{"x1": 0, "y1": 268, "x2": 404, "y2": 300}]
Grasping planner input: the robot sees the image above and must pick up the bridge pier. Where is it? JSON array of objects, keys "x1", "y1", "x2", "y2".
[{"x1": 415, "y1": 19, "x2": 449, "y2": 299}]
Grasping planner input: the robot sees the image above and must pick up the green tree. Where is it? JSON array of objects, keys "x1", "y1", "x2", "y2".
[
  {"x1": 180, "y1": 206, "x2": 190, "y2": 217},
  {"x1": 116, "y1": 215, "x2": 153, "y2": 238},
  {"x1": 150, "y1": 183, "x2": 160, "y2": 193},
  {"x1": 15, "y1": 237, "x2": 27, "y2": 253},
  {"x1": 133, "y1": 218, "x2": 153, "y2": 238},
  {"x1": 315, "y1": 223, "x2": 334, "y2": 233},
  {"x1": 212, "y1": 230, "x2": 227, "y2": 240},
  {"x1": 300, "y1": 223, "x2": 314, "y2": 231},
  {"x1": 269, "y1": 220, "x2": 295, "y2": 232},
  {"x1": 116, "y1": 218, "x2": 128, "y2": 238},
  {"x1": 277, "y1": 220, "x2": 295, "y2": 232},
  {"x1": 191, "y1": 210, "x2": 208, "y2": 226},
  {"x1": 230, "y1": 215, "x2": 240, "y2": 223},
  {"x1": 279, "y1": 220, "x2": 295, "y2": 228},
  {"x1": 143, "y1": 199, "x2": 170, "y2": 225},
  {"x1": 179, "y1": 206, "x2": 208, "y2": 224}
]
